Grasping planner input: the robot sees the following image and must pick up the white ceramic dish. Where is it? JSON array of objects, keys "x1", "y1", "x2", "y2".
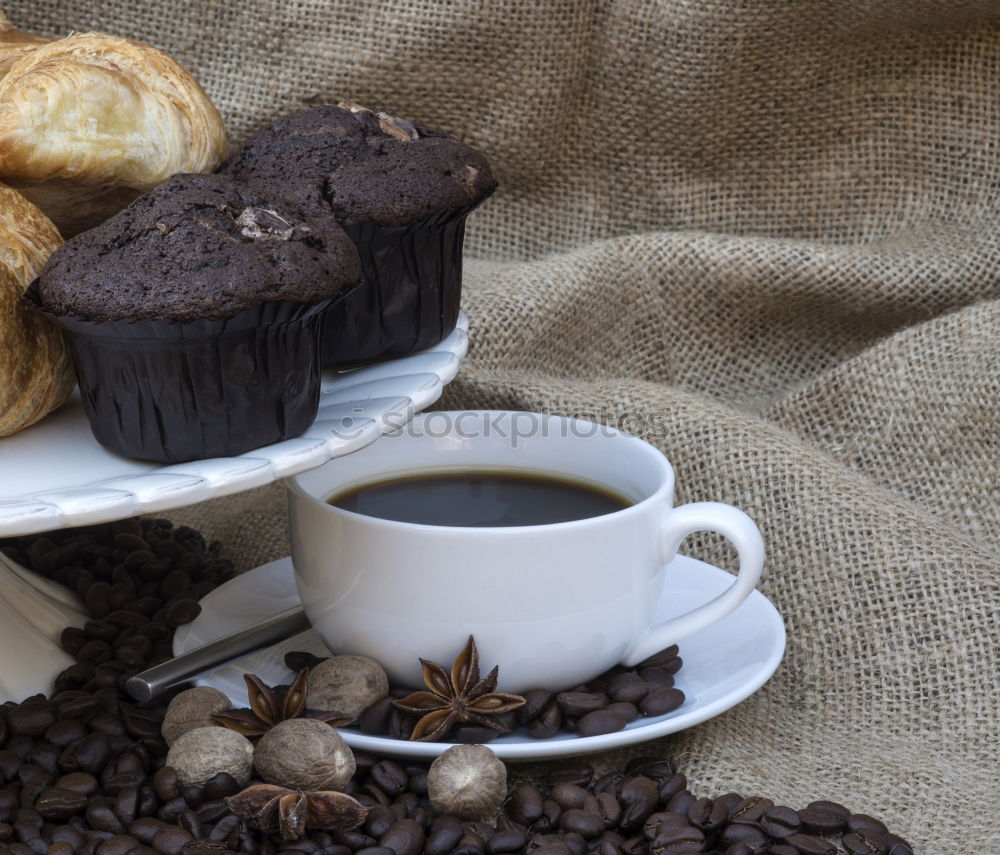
[
  {"x1": 175, "y1": 553, "x2": 786, "y2": 762},
  {"x1": 0, "y1": 315, "x2": 468, "y2": 537}
]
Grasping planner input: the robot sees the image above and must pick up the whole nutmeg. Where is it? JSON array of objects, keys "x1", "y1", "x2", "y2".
[
  {"x1": 161, "y1": 686, "x2": 232, "y2": 745},
  {"x1": 427, "y1": 744, "x2": 507, "y2": 820},
  {"x1": 307, "y1": 655, "x2": 389, "y2": 721},
  {"x1": 165, "y1": 726, "x2": 254, "y2": 787},
  {"x1": 254, "y1": 718, "x2": 355, "y2": 791}
]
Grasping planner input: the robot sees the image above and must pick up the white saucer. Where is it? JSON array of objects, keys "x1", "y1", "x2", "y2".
[{"x1": 175, "y1": 555, "x2": 785, "y2": 762}]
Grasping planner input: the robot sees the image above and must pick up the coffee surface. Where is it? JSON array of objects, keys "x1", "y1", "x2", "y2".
[{"x1": 328, "y1": 470, "x2": 631, "y2": 526}]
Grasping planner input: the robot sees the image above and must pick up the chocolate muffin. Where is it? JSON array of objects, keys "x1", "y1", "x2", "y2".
[
  {"x1": 29, "y1": 173, "x2": 362, "y2": 462},
  {"x1": 219, "y1": 102, "x2": 496, "y2": 365}
]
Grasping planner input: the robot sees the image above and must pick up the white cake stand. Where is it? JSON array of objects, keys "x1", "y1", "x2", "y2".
[{"x1": 0, "y1": 316, "x2": 468, "y2": 701}]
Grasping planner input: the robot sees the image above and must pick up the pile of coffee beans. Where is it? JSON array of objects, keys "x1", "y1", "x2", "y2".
[
  {"x1": 1, "y1": 516, "x2": 235, "y2": 695},
  {"x1": 0, "y1": 521, "x2": 914, "y2": 855},
  {"x1": 290, "y1": 649, "x2": 685, "y2": 743}
]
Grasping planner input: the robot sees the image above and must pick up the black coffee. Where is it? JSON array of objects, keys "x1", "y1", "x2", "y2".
[{"x1": 328, "y1": 470, "x2": 632, "y2": 527}]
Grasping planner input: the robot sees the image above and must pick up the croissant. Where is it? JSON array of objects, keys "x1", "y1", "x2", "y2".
[
  {"x1": 0, "y1": 181, "x2": 74, "y2": 437},
  {"x1": 0, "y1": 12, "x2": 48, "y2": 78},
  {"x1": 0, "y1": 28, "x2": 228, "y2": 235}
]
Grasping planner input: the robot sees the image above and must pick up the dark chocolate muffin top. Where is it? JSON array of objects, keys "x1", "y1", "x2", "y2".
[
  {"x1": 35, "y1": 173, "x2": 362, "y2": 322},
  {"x1": 219, "y1": 103, "x2": 497, "y2": 227}
]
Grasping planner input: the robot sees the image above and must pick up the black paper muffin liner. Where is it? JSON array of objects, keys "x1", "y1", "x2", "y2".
[
  {"x1": 324, "y1": 206, "x2": 471, "y2": 366},
  {"x1": 25, "y1": 283, "x2": 337, "y2": 463}
]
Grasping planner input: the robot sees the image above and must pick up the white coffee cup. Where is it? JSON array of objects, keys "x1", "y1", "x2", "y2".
[{"x1": 286, "y1": 410, "x2": 764, "y2": 692}]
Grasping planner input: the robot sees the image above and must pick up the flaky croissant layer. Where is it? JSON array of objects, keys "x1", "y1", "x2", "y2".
[
  {"x1": 0, "y1": 181, "x2": 74, "y2": 437},
  {"x1": 0, "y1": 29, "x2": 228, "y2": 235}
]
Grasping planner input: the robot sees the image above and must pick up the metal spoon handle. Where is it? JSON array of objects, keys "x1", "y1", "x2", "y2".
[{"x1": 125, "y1": 606, "x2": 311, "y2": 703}]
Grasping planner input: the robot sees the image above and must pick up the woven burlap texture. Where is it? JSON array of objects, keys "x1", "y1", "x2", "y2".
[{"x1": 8, "y1": 1, "x2": 999, "y2": 850}]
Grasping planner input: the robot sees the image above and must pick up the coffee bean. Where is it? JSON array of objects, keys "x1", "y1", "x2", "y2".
[
  {"x1": 665, "y1": 790, "x2": 696, "y2": 816},
  {"x1": 486, "y1": 828, "x2": 528, "y2": 854},
  {"x1": 176, "y1": 808, "x2": 202, "y2": 839},
  {"x1": 549, "y1": 761, "x2": 593, "y2": 788},
  {"x1": 767, "y1": 845, "x2": 800, "y2": 855},
  {"x1": 687, "y1": 798, "x2": 728, "y2": 834},
  {"x1": 564, "y1": 831, "x2": 590, "y2": 855},
  {"x1": 795, "y1": 805, "x2": 840, "y2": 835},
  {"x1": 515, "y1": 689, "x2": 551, "y2": 725},
  {"x1": 43, "y1": 720, "x2": 87, "y2": 750},
  {"x1": 846, "y1": 814, "x2": 888, "y2": 837},
  {"x1": 527, "y1": 845, "x2": 570, "y2": 855},
  {"x1": 883, "y1": 834, "x2": 915, "y2": 855},
  {"x1": 555, "y1": 692, "x2": 608, "y2": 718},
  {"x1": 88, "y1": 800, "x2": 126, "y2": 834},
  {"x1": 618, "y1": 776, "x2": 659, "y2": 832},
  {"x1": 54, "y1": 694, "x2": 100, "y2": 721},
  {"x1": 370, "y1": 761, "x2": 408, "y2": 797},
  {"x1": 649, "y1": 824, "x2": 704, "y2": 854},
  {"x1": 595, "y1": 792, "x2": 621, "y2": 828},
  {"x1": 723, "y1": 842, "x2": 768, "y2": 855},
  {"x1": 199, "y1": 773, "x2": 238, "y2": 803},
  {"x1": 97, "y1": 833, "x2": 143, "y2": 855},
  {"x1": 534, "y1": 799, "x2": 563, "y2": 834},
  {"x1": 0, "y1": 787, "x2": 18, "y2": 820},
  {"x1": 165, "y1": 601, "x2": 201, "y2": 628},
  {"x1": 59, "y1": 627, "x2": 87, "y2": 655},
  {"x1": 357, "y1": 698, "x2": 394, "y2": 735},
  {"x1": 643, "y1": 810, "x2": 685, "y2": 840},
  {"x1": 153, "y1": 768, "x2": 180, "y2": 804},
  {"x1": 718, "y1": 824, "x2": 766, "y2": 848},
  {"x1": 28, "y1": 742, "x2": 59, "y2": 776},
  {"x1": 425, "y1": 824, "x2": 463, "y2": 855},
  {"x1": 508, "y1": 784, "x2": 544, "y2": 825},
  {"x1": 549, "y1": 783, "x2": 588, "y2": 811},
  {"x1": 625, "y1": 759, "x2": 677, "y2": 783},
  {"x1": 452, "y1": 834, "x2": 486, "y2": 855},
  {"x1": 152, "y1": 825, "x2": 194, "y2": 855},
  {"x1": 599, "y1": 703, "x2": 636, "y2": 725},
  {"x1": 638, "y1": 689, "x2": 685, "y2": 717},
  {"x1": 729, "y1": 797, "x2": 774, "y2": 825},
  {"x1": 8, "y1": 700, "x2": 55, "y2": 737},
  {"x1": 576, "y1": 710, "x2": 628, "y2": 738},
  {"x1": 208, "y1": 815, "x2": 241, "y2": 845},
  {"x1": 656, "y1": 773, "x2": 687, "y2": 806},
  {"x1": 761, "y1": 805, "x2": 800, "y2": 839},
  {"x1": 364, "y1": 805, "x2": 396, "y2": 839},
  {"x1": 841, "y1": 831, "x2": 887, "y2": 855},
  {"x1": 379, "y1": 819, "x2": 424, "y2": 855},
  {"x1": 526, "y1": 701, "x2": 562, "y2": 739},
  {"x1": 636, "y1": 667, "x2": 674, "y2": 689},
  {"x1": 130, "y1": 818, "x2": 165, "y2": 844},
  {"x1": 559, "y1": 809, "x2": 603, "y2": 839},
  {"x1": 34, "y1": 787, "x2": 87, "y2": 820},
  {"x1": 89, "y1": 713, "x2": 128, "y2": 738},
  {"x1": 56, "y1": 771, "x2": 99, "y2": 795},
  {"x1": 636, "y1": 646, "x2": 679, "y2": 669},
  {"x1": 784, "y1": 833, "x2": 838, "y2": 855},
  {"x1": 331, "y1": 830, "x2": 377, "y2": 850},
  {"x1": 86, "y1": 583, "x2": 113, "y2": 619},
  {"x1": 607, "y1": 675, "x2": 651, "y2": 705},
  {"x1": 5, "y1": 737, "x2": 32, "y2": 763}
]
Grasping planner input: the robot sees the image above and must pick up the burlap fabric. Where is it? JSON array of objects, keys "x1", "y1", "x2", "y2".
[{"x1": 9, "y1": 1, "x2": 999, "y2": 849}]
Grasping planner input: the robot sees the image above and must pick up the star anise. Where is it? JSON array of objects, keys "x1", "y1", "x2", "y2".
[
  {"x1": 226, "y1": 783, "x2": 368, "y2": 840},
  {"x1": 212, "y1": 669, "x2": 351, "y2": 737},
  {"x1": 392, "y1": 636, "x2": 526, "y2": 742}
]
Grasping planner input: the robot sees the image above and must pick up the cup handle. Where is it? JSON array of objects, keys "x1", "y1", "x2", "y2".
[{"x1": 622, "y1": 501, "x2": 765, "y2": 667}]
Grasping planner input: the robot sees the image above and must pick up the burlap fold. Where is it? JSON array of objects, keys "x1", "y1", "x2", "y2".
[{"x1": 8, "y1": 1, "x2": 999, "y2": 849}]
